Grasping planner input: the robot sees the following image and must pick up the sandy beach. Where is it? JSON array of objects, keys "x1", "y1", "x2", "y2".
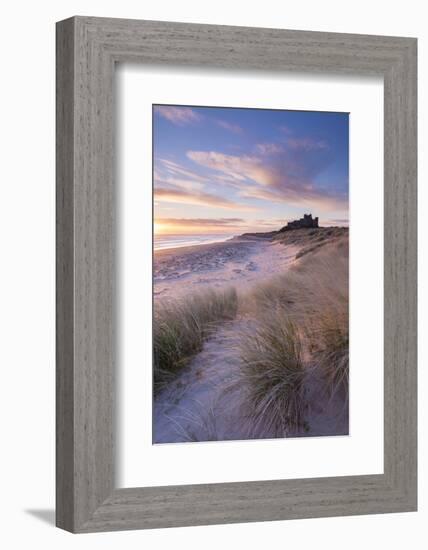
[
  {"x1": 153, "y1": 313, "x2": 348, "y2": 443},
  {"x1": 154, "y1": 237, "x2": 298, "y2": 300},
  {"x1": 153, "y1": 229, "x2": 349, "y2": 444},
  {"x1": 153, "y1": 237, "x2": 301, "y2": 444}
]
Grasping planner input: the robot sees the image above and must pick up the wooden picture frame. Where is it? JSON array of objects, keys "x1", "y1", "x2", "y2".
[{"x1": 56, "y1": 16, "x2": 417, "y2": 533}]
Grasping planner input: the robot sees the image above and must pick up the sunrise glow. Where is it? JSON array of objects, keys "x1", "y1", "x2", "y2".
[
  {"x1": 153, "y1": 222, "x2": 164, "y2": 235},
  {"x1": 153, "y1": 105, "x2": 349, "y2": 235}
]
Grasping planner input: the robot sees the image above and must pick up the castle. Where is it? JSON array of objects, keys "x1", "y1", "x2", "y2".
[{"x1": 280, "y1": 213, "x2": 319, "y2": 232}]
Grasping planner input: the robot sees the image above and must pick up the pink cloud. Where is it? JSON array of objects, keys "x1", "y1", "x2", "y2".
[
  {"x1": 238, "y1": 185, "x2": 346, "y2": 211},
  {"x1": 186, "y1": 146, "x2": 347, "y2": 212},
  {"x1": 154, "y1": 106, "x2": 201, "y2": 126},
  {"x1": 157, "y1": 217, "x2": 245, "y2": 227},
  {"x1": 154, "y1": 186, "x2": 258, "y2": 211},
  {"x1": 187, "y1": 151, "x2": 270, "y2": 185},
  {"x1": 158, "y1": 159, "x2": 209, "y2": 183}
]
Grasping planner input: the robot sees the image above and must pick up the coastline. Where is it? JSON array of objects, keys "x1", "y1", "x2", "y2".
[
  {"x1": 153, "y1": 237, "x2": 298, "y2": 299},
  {"x1": 154, "y1": 236, "x2": 240, "y2": 258},
  {"x1": 154, "y1": 233, "x2": 236, "y2": 252}
]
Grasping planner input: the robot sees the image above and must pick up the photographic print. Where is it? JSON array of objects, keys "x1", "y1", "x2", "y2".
[{"x1": 153, "y1": 104, "x2": 349, "y2": 444}]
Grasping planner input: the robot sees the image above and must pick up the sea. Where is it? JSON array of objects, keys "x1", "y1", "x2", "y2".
[{"x1": 154, "y1": 233, "x2": 236, "y2": 251}]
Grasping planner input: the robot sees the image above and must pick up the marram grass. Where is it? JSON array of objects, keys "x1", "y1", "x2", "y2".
[
  {"x1": 153, "y1": 287, "x2": 238, "y2": 394},
  {"x1": 239, "y1": 312, "x2": 307, "y2": 436},
  {"x1": 237, "y1": 237, "x2": 349, "y2": 435}
]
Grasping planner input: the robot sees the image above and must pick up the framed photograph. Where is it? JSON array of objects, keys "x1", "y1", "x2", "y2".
[{"x1": 56, "y1": 17, "x2": 417, "y2": 532}]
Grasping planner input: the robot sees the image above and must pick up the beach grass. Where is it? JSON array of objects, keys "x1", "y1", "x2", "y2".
[
  {"x1": 153, "y1": 287, "x2": 238, "y2": 394},
  {"x1": 237, "y1": 236, "x2": 349, "y2": 435},
  {"x1": 239, "y1": 312, "x2": 307, "y2": 436},
  {"x1": 273, "y1": 226, "x2": 348, "y2": 258},
  {"x1": 309, "y1": 309, "x2": 349, "y2": 400},
  {"x1": 251, "y1": 236, "x2": 348, "y2": 318}
]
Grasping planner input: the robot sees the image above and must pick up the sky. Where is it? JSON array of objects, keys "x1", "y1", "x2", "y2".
[{"x1": 153, "y1": 104, "x2": 349, "y2": 235}]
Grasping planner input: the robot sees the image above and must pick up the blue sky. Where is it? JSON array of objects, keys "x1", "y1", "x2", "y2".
[{"x1": 153, "y1": 105, "x2": 349, "y2": 235}]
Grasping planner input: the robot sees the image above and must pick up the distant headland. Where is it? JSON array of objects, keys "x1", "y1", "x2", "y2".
[
  {"x1": 279, "y1": 213, "x2": 319, "y2": 232},
  {"x1": 241, "y1": 213, "x2": 324, "y2": 239},
  {"x1": 239, "y1": 215, "x2": 348, "y2": 257}
]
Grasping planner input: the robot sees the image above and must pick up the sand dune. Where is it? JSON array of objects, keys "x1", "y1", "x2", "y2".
[{"x1": 153, "y1": 228, "x2": 349, "y2": 444}]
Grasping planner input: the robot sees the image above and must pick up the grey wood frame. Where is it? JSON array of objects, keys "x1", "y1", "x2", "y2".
[{"x1": 56, "y1": 16, "x2": 417, "y2": 533}]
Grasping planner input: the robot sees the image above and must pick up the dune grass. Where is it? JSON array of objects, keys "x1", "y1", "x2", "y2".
[
  {"x1": 239, "y1": 313, "x2": 307, "y2": 436},
  {"x1": 153, "y1": 287, "x2": 238, "y2": 394},
  {"x1": 237, "y1": 237, "x2": 349, "y2": 436},
  {"x1": 309, "y1": 310, "x2": 349, "y2": 400},
  {"x1": 251, "y1": 237, "x2": 348, "y2": 318},
  {"x1": 273, "y1": 226, "x2": 348, "y2": 259}
]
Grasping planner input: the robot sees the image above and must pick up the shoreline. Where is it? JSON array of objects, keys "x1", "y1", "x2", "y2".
[
  {"x1": 154, "y1": 225, "x2": 348, "y2": 254},
  {"x1": 154, "y1": 234, "x2": 236, "y2": 252},
  {"x1": 153, "y1": 237, "x2": 298, "y2": 299},
  {"x1": 153, "y1": 236, "x2": 258, "y2": 258}
]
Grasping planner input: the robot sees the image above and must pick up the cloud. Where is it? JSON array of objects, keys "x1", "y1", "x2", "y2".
[
  {"x1": 155, "y1": 158, "x2": 208, "y2": 193},
  {"x1": 154, "y1": 106, "x2": 201, "y2": 126},
  {"x1": 255, "y1": 143, "x2": 284, "y2": 155},
  {"x1": 157, "y1": 158, "x2": 209, "y2": 183},
  {"x1": 157, "y1": 217, "x2": 245, "y2": 228},
  {"x1": 287, "y1": 137, "x2": 328, "y2": 151},
  {"x1": 155, "y1": 157, "x2": 255, "y2": 208},
  {"x1": 187, "y1": 141, "x2": 347, "y2": 212},
  {"x1": 187, "y1": 151, "x2": 269, "y2": 184},
  {"x1": 154, "y1": 186, "x2": 258, "y2": 211},
  {"x1": 155, "y1": 217, "x2": 288, "y2": 234},
  {"x1": 210, "y1": 174, "x2": 244, "y2": 188},
  {"x1": 239, "y1": 185, "x2": 346, "y2": 211},
  {"x1": 155, "y1": 175, "x2": 205, "y2": 194},
  {"x1": 216, "y1": 120, "x2": 243, "y2": 134},
  {"x1": 321, "y1": 218, "x2": 349, "y2": 226},
  {"x1": 255, "y1": 139, "x2": 327, "y2": 156},
  {"x1": 255, "y1": 218, "x2": 288, "y2": 226}
]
